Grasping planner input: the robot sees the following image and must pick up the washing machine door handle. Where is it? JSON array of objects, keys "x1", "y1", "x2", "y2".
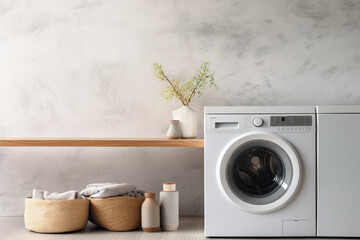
[{"x1": 216, "y1": 131, "x2": 302, "y2": 214}]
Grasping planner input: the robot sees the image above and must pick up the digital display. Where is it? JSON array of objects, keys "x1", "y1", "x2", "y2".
[{"x1": 270, "y1": 116, "x2": 312, "y2": 126}]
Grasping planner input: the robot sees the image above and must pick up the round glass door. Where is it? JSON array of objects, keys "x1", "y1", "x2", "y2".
[{"x1": 217, "y1": 132, "x2": 301, "y2": 213}]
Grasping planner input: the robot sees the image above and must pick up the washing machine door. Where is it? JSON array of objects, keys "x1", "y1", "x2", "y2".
[{"x1": 217, "y1": 131, "x2": 301, "y2": 214}]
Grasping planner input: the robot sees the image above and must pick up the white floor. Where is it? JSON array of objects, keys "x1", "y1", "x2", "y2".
[
  {"x1": 0, "y1": 216, "x2": 350, "y2": 240},
  {"x1": 1, "y1": 216, "x2": 203, "y2": 240}
]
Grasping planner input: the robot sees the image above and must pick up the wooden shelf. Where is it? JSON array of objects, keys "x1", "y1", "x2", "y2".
[{"x1": 0, "y1": 138, "x2": 204, "y2": 148}]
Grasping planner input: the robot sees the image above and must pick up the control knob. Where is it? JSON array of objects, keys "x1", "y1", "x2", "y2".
[{"x1": 252, "y1": 117, "x2": 264, "y2": 127}]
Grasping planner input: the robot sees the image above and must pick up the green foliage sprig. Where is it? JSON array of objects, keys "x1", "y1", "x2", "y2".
[{"x1": 152, "y1": 62, "x2": 217, "y2": 106}]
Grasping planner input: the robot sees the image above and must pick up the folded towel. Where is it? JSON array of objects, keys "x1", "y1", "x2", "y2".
[
  {"x1": 32, "y1": 189, "x2": 84, "y2": 200},
  {"x1": 80, "y1": 183, "x2": 145, "y2": 198},
  {"x1": 85, "y1": 182, "x2": 118, "y2": 188},
  {"x1": 125, "y1": 190, "x2": 146, "y2": 198}
]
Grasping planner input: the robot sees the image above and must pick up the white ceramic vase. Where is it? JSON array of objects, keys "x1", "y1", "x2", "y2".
[
  {"x1": 166, "y1": 120, "x2": 181, "y2": 139},
  {"x1": 172, "y1": 106, "x2": 197, "y2": 139}
]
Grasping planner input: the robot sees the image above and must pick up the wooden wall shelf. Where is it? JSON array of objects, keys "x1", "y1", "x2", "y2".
[{"x1": 0, "y1": 138, "x2": 204, "y2": 148}]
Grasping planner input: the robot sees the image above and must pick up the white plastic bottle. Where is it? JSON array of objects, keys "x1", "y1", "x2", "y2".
[{"x1": 160, "y1": 182, "x2": 179, "y2": 231}]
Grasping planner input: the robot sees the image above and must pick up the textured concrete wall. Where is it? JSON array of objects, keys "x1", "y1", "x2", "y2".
[{"x1": 1, "y1": 0, "x2": 360, "y2": 216}]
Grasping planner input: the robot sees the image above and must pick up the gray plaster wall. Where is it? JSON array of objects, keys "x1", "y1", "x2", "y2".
[{"x1": 1, "y1": 0, "x2": 360, "y2": 216}]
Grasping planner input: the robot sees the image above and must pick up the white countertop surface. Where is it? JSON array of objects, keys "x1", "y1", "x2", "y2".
[
  {"x1": 0, "y1": 216, "x2": 346, "y2": 239},
  {"x1": 1, "y1": 216, "x2": 203, "y2": 240}
]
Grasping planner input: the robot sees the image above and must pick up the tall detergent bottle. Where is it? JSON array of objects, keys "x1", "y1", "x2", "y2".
[{"x1": 160, "y1": 182, "x2": 179, "y2": 231}]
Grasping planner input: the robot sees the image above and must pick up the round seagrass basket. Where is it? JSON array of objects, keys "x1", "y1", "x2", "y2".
[
  {"x1": 24, "y1": 197, "x2": 90, "y2": 233},
  {"x1": 89, "y1": 196, "x2": 145, "y2": 231}
]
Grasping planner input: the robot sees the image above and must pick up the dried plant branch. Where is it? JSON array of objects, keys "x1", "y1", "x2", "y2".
[
  {"x1": 162, "y1": 73, "x2": 186, "y2": 106},
  {"x1": 153, "y1": 62, "x2": 217, "y2": 106}
]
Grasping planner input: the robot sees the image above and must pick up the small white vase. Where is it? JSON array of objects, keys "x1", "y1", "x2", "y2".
[
  {"x1": 166, "y1": 120, "x2": 181, "y2": 139},
  {"x1": 172, "y1": 106, "x2": 197, "y2": 139}
]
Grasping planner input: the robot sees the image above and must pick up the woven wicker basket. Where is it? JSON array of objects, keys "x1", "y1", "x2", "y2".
[
  {"x1": 89, "y1": 196, "x2": 145, "y2": 231},
  {"x1": 24, "y1": 197, "x2": 89, "y2": 233}
]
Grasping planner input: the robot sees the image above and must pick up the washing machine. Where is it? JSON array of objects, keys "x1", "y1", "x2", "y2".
[
  {"x1": 317, "y1": 106, "x2": 360, "y2": 237},
  {"x1": 204, "y1": 106, "x2": 316, "y2": 237}
]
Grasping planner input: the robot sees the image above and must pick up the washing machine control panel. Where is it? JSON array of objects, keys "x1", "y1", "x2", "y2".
[
  {"x1": 270, "y1": 116, "x2": 312, "y2": 126},
  {"x1": 246, "y1": 115, "x2": 315, "y2": 132},
  {"x1": 205, "y1": 114, "x2": 314, "y2": 133},
  {"x1": 247, "y1": 115, "x2": 313, "y2": 132}
]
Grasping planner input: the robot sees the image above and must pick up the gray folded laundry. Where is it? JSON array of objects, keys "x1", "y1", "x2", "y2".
[
  {"x1": 126, "y1": 190, "x2": 146, "y2": 198},
  {"x1": 80, "y1": 183, "x2": 145, "y2": 198},
  {"x1": 32, "y1": 189, "x2": 84, "y2": 200}
]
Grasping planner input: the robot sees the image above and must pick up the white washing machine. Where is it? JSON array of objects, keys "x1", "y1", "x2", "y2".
[
  {"x1": 317, "y1": 106, "x2": 360, "y2": 237},
  {"x1": 204, "y1": 106, "x2": 316, "y2": 237}
]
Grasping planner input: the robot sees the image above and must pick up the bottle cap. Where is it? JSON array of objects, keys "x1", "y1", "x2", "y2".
[
  {"x1": 144, "y1": 192, "x2": 156, "y2": 198},
  {"x1": 163, "y1": 182, "x2": 176, "y2": 192},
  {"x1": 169, "y1": 120, "x2": 180, "y2": 124}
]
